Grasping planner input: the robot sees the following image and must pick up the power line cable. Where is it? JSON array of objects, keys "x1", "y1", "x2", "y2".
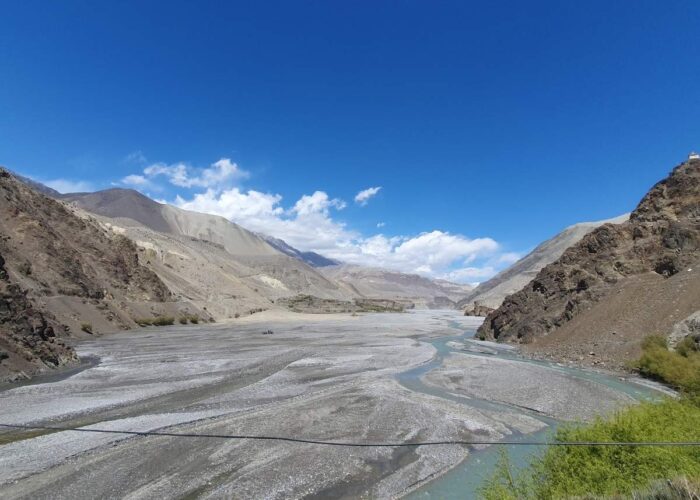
[{"x1": 1, "y1": 423, "x2": 699, "y2": 447}]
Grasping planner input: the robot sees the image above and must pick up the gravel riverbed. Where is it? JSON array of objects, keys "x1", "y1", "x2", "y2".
[{"x1": 0, "y1": 310, "x2": 644, "y2": 499}]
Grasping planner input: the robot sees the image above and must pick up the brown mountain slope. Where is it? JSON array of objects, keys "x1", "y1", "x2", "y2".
[
  {"x1": 0, "y1": 252, "x2": 77, "y2": 381},
  {"x1": 477, "y1": 158, "x2": 700, "y2": 368},
  {"x1": 62, "y1": 189, "x2": 280, "y2": 256},
  {"x1": 0, "y1": 169, "x2": 197, "y2": 381},
  {"x1": 456, "y1": 214, "x2": 628, "y2": 310}
]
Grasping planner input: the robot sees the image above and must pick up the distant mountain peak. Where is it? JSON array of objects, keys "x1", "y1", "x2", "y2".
[{"x1": 256, "y1": 233, "x2": 339, "y2": 267}]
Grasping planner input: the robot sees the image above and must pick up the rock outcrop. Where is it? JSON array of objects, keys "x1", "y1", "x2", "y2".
[
  {"x1": 0, "y1": 251, "x2": 77, "y2": 381},
  {"x1": 463, "y1": 302, "x2": 495, "y2": 317},
  {"x1": 477, "y1": 159, "x2": 700, "y2": 366},
  {"x1": 669, "y1": 310, "x2": 700, "y2": 347}
]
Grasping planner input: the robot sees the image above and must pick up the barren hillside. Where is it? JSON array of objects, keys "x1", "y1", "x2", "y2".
[
  {"x1": 320, "y1": 264, "x2": 473, "y2": 307},
  {"x1": 477, "y1": 159, "x2": 700, "y2": 368},
  {"x1": 0, "y1": 170, "x2": 202, "y2": 381}
]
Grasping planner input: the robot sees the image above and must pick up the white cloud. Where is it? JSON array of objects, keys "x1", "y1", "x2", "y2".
[
  {"x1": 43, "y1": 179, "x2": 94, "y2": 193},
  {"x1": 354, "y1": 186, "x2": 381, "y2": 206},
  {"x1": 140, "y1": 158, "x2": 249, "y2": 189},
  {"x1": 293, "y1": 191, "x2": 346, "y2": 215},
  {"x1": 497, "y1": 252, "x2": 521, "y2": 265},
  {"x1": 121, "y1": 174, "x2": 151, "y2": 187},
  {"x1": 441, "y1": 266, "x2": 497, "y2": 282},
  {"x1": 124, "y1": 151, "x2": 147, "y2": 164},
  {"x1": 121, "y1": 157, "x2": 512, "y2": 283},
  {"x1": 175, "y1": 187, "x2": 503, "y2": 283}
]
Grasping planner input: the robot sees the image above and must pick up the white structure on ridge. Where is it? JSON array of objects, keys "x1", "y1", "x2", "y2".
[{"x1": 689, "y1": 151, "x2": 700, "y2": 160}]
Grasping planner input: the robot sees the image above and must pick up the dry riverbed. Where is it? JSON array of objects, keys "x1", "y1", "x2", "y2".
[{"x1": 0, "y1": 310, "x2": 645, "y2": 499}]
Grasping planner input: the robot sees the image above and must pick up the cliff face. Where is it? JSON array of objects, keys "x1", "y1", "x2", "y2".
[
  {"x1": 0, "y1": 169, "x2": 180, "y2": 381},
  {"x1": 477, "y1": 159, "x2": 700, "y2": 365}
]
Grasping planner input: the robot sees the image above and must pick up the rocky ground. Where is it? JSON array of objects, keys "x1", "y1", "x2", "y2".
[
  {"x1": 0, "y1": 310, "x2": 643, "y2": 499},
  {"x1": 462, "y1": 303, "x2": 495, "y2": 317}
]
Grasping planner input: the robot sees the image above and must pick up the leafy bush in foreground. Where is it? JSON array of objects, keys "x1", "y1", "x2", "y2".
[
  {"x1": 480, "y1": 399, "x2": 700, "y2": 499},
  {"x1": 633, "y1": 335, "x2": 700, "y2": 401},
  {"x1": 481, "y1": 335, "x2": 700, "y2": 499}
]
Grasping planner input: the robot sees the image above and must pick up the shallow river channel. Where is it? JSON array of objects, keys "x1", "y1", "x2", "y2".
[{"x1": 402, "y1": 317, "x2": 663, "y2": 499}]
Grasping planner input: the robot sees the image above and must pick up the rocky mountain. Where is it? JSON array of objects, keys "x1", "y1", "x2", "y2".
[
  {"x1": 320, "y1": 264, "x2": 473, "y2": 308},
  {"x1": 457, "y1": 214, "x2": 628, "y2": 311},
  {"x1": 0, "y1": 169, "x2": 199, "y2": 381},
  {"x1": 16, "y1": 180, "x2": 475, "y2": 316},
  {"x1": 63, "y1": 189, "x2": 279, "y2": 256},
  {"x1": 256, "y1": 233, "x2": 339, "y2": 267},
  {"x1": 477, "y1": 159, "x2": 700, "y2": 368}
]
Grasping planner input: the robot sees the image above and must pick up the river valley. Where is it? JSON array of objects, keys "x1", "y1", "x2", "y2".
[{"x1": 0, "y1": 310, "x2": 663, "y2": 499}]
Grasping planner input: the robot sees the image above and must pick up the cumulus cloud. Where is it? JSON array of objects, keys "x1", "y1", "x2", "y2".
[
  {"x1": 293, "y1": 191, "x2": 346, "y2": 215},
  {"x1": 175, "y1": 187, "x2": 503, "y2": 282},
  {"x1": 43, "y1": 179, "x2": 95, "y2": 193},
  {"x1": 121, "y1": 174, "x2": 151, "y2": 187},
  {"x1": 354, "y1": 186, "x2": 381, "y2": 206},
  {"x1": 129, "y1": 158, "x2": 249, "y2": 189},
  {"x1": 120, "y1": 157, "x2": 511, "y2": 283}
]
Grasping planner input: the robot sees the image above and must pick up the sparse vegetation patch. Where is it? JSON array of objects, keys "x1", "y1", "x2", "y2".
[{"x1": 134, "y1": 316, "x2": 175, "y2": 327}]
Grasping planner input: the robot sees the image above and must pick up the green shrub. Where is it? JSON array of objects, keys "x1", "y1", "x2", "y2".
[
  {"x1": 134, "y1": 316, "x2": 174, "y2": 327},
  {"x1": 481, "y1": 334, "x2": 700, "y2": 499},
  {"x1": 80, "y1": 322, "x2": 93, "y2": 333},
  {"x1": 677, "y1": 335, "x2": 700, "y2": 357},
  {"x1": 188, "y1": 315, "x2": 199, "y2": 324},
  {"x1": 178, "y1": 316, "x2": 188, "y2": 325},
  {"x1": 151, "y1": 316, "x2": 174, "y2": 326},
  {"x1": 633, "y1": 335, "x2": 700, "y2": 397},
  {"x1": 480, "y1": 399, "x2": 700, "y2": 499}
]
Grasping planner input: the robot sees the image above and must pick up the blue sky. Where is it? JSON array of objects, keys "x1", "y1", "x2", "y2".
[{"x1": 1, "y1": 1, "x2": 699, "y2": 282}]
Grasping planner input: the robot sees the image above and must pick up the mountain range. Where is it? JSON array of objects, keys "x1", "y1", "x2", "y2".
[
  {"x1": 3, "y1": 157, "x2": 698, "y2": 380},
  {"x1": 0, "y1": 172, "x2": 479, "y2": 380}
]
